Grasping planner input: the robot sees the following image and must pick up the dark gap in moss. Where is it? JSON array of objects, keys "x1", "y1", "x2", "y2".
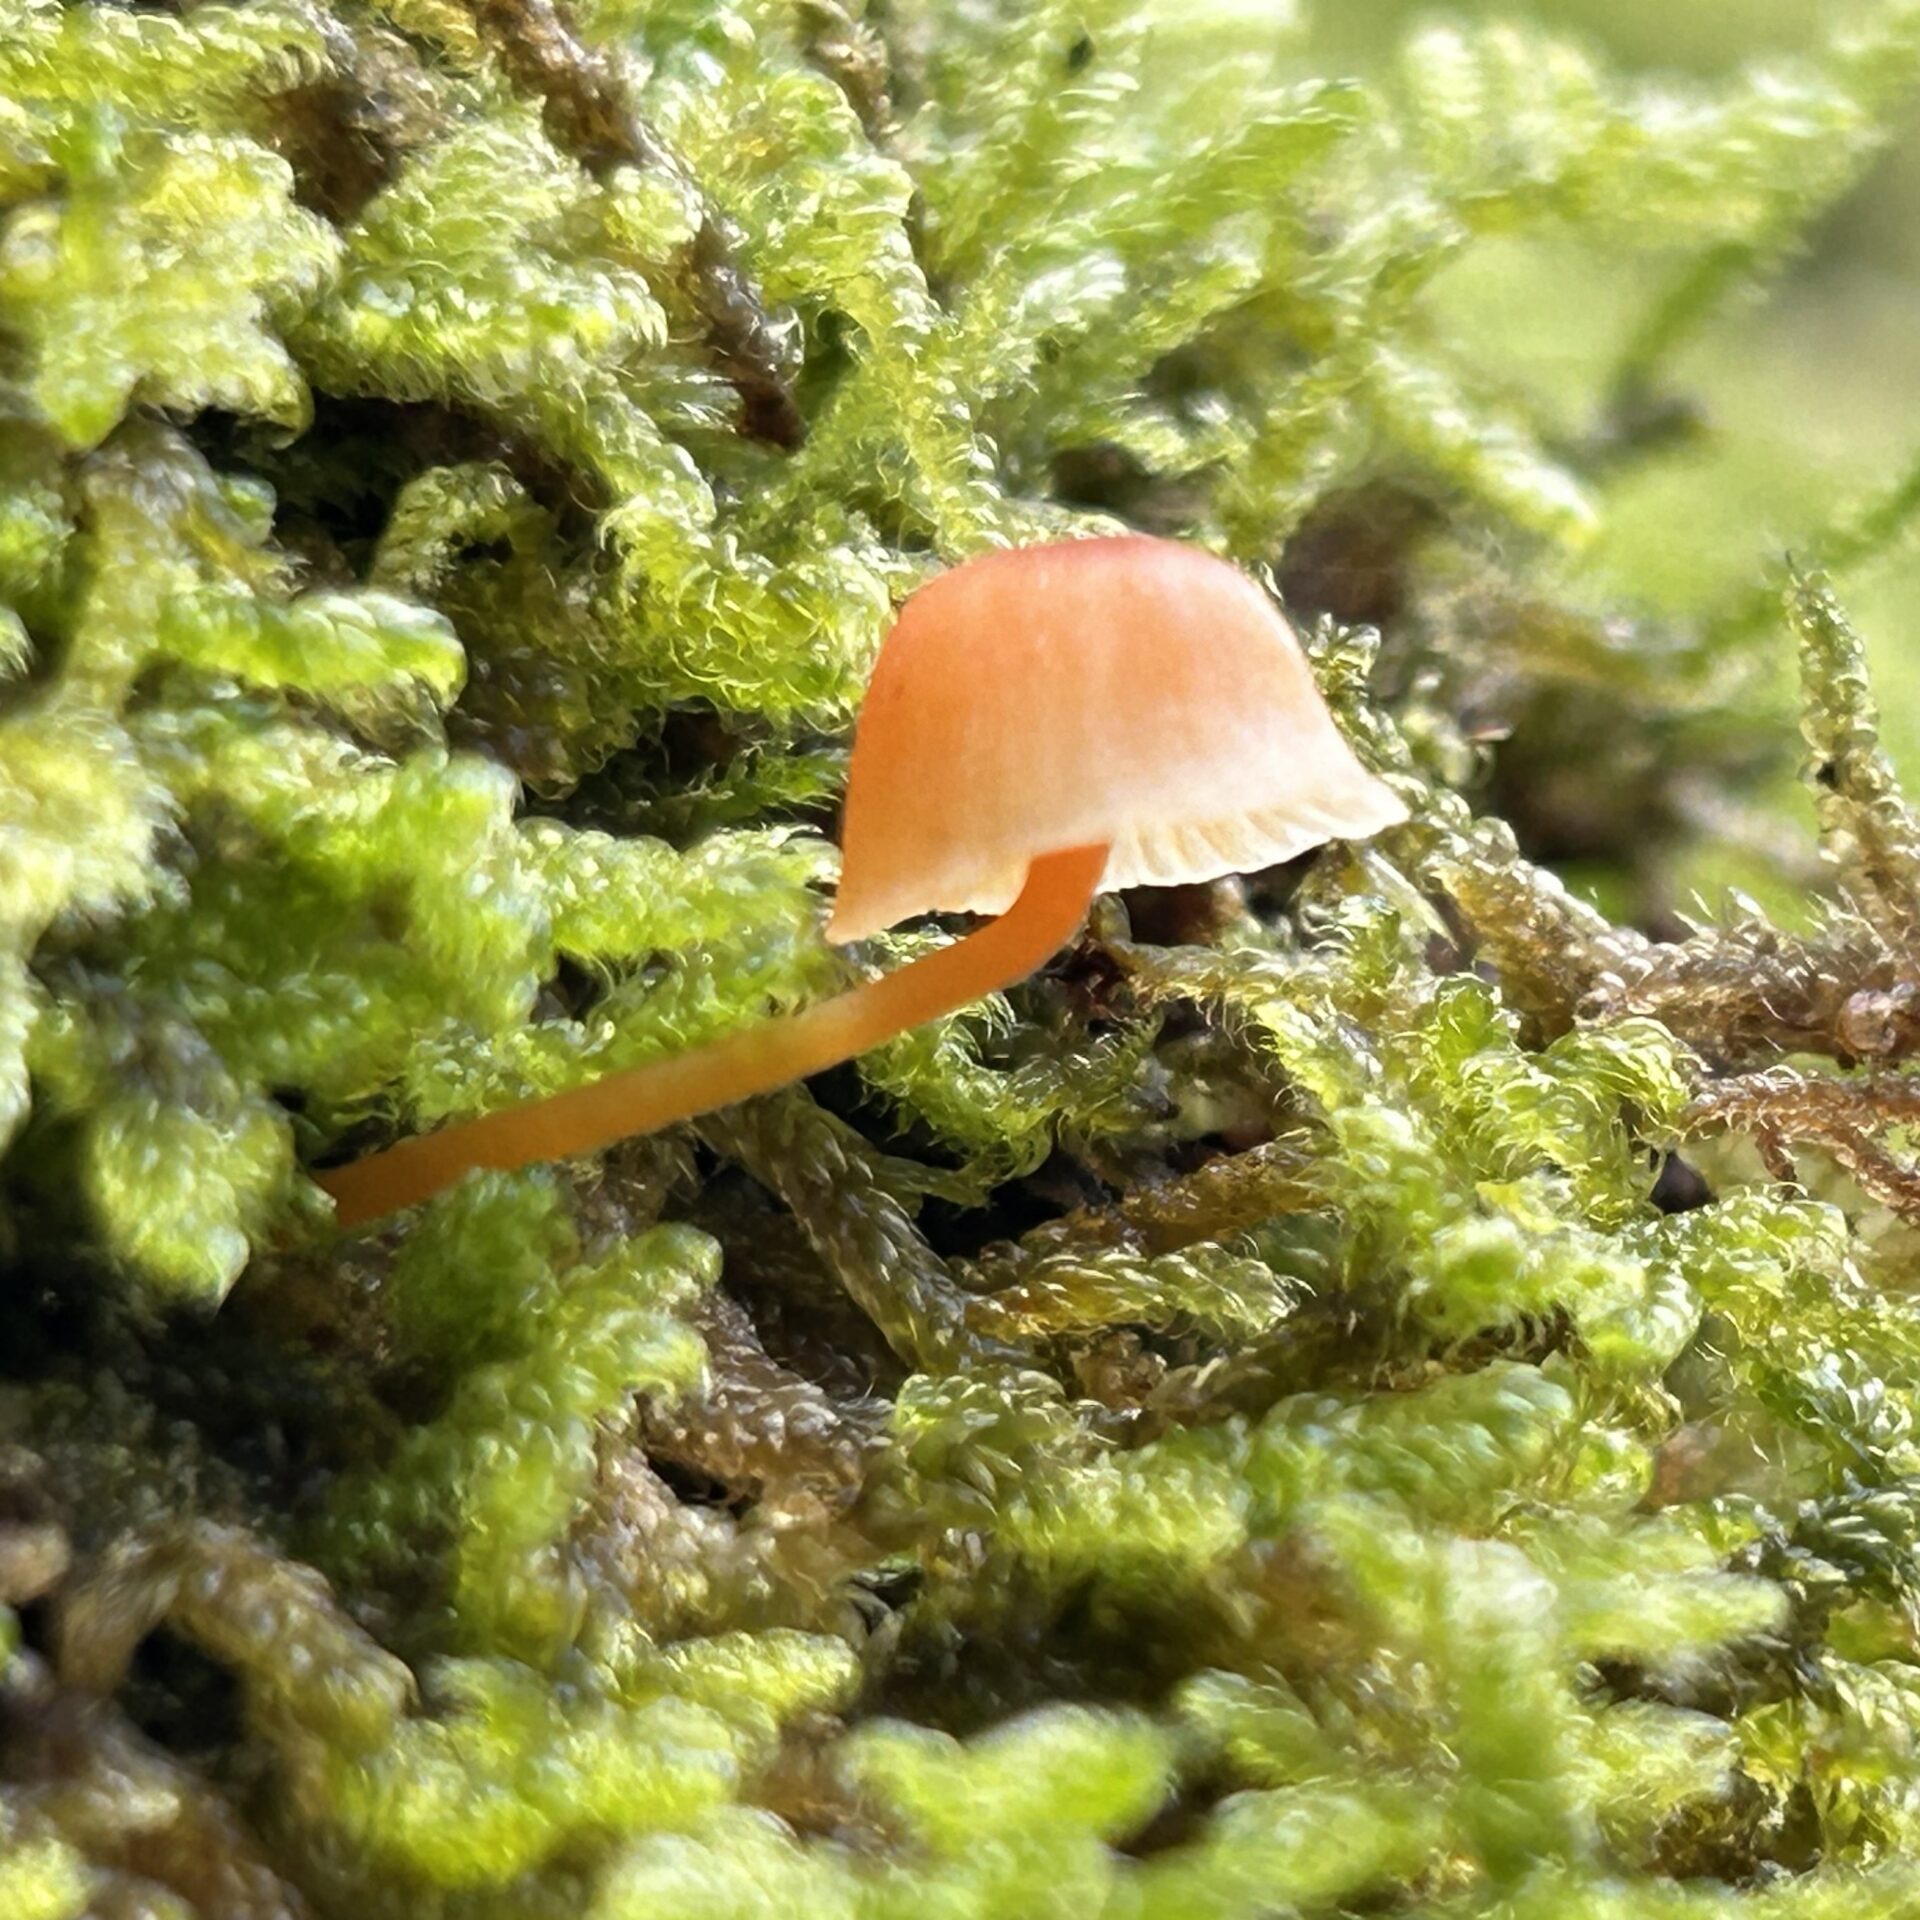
[
  {"x1": 656, "y1": 710, "x2": 758, "y2": 788},
  {"x1": 1652, "y1": 1152, "x2": 1714, "y2": 1213},
  {"x1": 1486, "y1": 725, "x2": 1682, "y2": 874},
  {"x1": 1441, "y1": 1308, "x2": 1577, "y2": 1377},
  {"x1": 42, "y1": 1276, "x2": 395, "y2": 1523},
  {"x1": 1595, "y1": 1650, "x2": 1830, "y2": 1879},
  {"x1": 0, "y1": 1269, "x2": 84, "y2": 1383},
  {"x1": 271, "y1": 78, "x2": 401, "y2": 226},
  {"x1": 686, "y1": 1177, "x2": 909, "y2": 1399},
  {"x1": 304, "y1": 1120, "x2": 390, "y2": 1173},
  {"x1": 869, "y1": 1577, "x2": 1206, "y2": 1737},
  {"x1": 1425, "y1": 894, "x2": 1476, "y2": 982},
  {"x1": 648, "y1": 1452, "x2": 751, "y2": 1519},
  {"x1": 449, "y1": 534, "x2": 516, "y2": 569},
  {"x1": 683, "y1": 1137, "x2": 729, "y2": 1192},
  {"x1": 118, "y1": 1625, "x2": 246, "y2": 1762},
  {"x1": 1020, "y1": 1143, "x2": 1127, "y2": 1212},
  {"x1": 1641, "y1": 1766, "x2": 1799, "y2": 1885},
  {"x1": 793, "y1": 308, "x2": 861, "y2": 420},
  {"x1": 852, "y1": 1560, "x2": 920, "y2": 1613},
  {"x1": 185, "y1": 405, "x2": 390, "y2": 576},
  {"x1": 0, "y1": 612, "x2": 66, "y2": 697},
  {"x1": 1046, "y1": 444, "x2": 1219, "y2": 538},
  {"x1": 200, "y1": 394, "x2": 601, "y2": 583},
  {"x1": 1278, "y1": 482, "x2": 1440, "y2": 628},
  {"x1": 1240, "y1": 847, "x2": 1329, "y2": 919},
  {"x1": 540, "y1": 726, "x2": 669, "y2": 833},
  {"x1": 1048, "y1": 938, "x2": 1136, "y2": 1026},
  {"x1": 910, "y1": 1155, "x2": 1109, "y2": 1265},
  {"x1": 1114, "y1": 1779, "x2": 1223, "y2": 1861},
  {"x1": 557, "y1": 711, "x2": 844, "y2": 843},
  {"x1": 0, "y1": 1179, "x2": 118, "y2": 1381},
  {"x1": 538, "y1": 953, "x2": 609, "y2": 1024},
  {"x1": 1051, "y1": 443, "x2": 1151, "y2": 517},
  {"x1": 1120, "y1": 883, "x2": 1241, "y2": 949},
  {"x1": 449, "y1": 660, "x2": 623, "y2": 795},
  {"x1": 1342, "y1": 1883, "x2": 1428, "y2": 1917},
  {"x1": 1161, "y1": 1134, "x2": 1249, "y2": 1181},
  {"x1": 361, "y1": 1356, "x2": 457, "y2": 1436},
  {"x1": 796, "y1": 1058, "x2": 871, "y2": 1130},
  {"x1": 13, "y1": 1596, "x2": 58, "y2": 1666}
]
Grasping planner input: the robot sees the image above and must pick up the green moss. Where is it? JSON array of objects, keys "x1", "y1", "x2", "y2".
[
  {"x1": 0, "y1": 1824, "x2": 89, "y2": 1920},
  {"x1": 8, "y1": 0, "x2": 1920, "y2": 1911}
]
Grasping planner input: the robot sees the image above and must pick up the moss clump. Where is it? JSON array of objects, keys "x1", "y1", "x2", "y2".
[{"x1": 8, "y1": 0, "x2": 1920, "y2": 1913}]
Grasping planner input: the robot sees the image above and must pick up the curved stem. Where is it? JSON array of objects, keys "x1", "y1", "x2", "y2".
[{"x1": 317, "y1": 842, "x2": 1109, "y2": 1227}]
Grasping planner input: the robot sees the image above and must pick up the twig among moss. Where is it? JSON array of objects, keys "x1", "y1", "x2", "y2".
[
  {"x1": 1583, "y1": 916, "x2": 1912, "y2": 1068},
  {"x1": 1685, "y1": 1067, "x2": 1920, "y2": 1223},
  {"x1": 577, "y1": 1444, "x2": 873, "y2": 1640},
  {"x1": 463, "y1": 0, "x2": 804, "y2": 445},
  {"x1": 55, "y1": 1520, "x2": 413, "y2": 1751},
  {"x1": 637, "y1": 1288, "x2": 885, "y2": 1516},
  {"x1": 797, "y1": 0, "x2": 895, "y2": 140},
  {"x1": 967, "y1": 1137, "x2": 1322, "y2": 1268},
  {"x1": 1423, "y1": 813, "x2": 1650, "y2": 1037}
]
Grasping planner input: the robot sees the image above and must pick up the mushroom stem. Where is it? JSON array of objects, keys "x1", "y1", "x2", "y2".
[{"x1": 316, "y1": 842, "x2": 1110, "y2": 1227}]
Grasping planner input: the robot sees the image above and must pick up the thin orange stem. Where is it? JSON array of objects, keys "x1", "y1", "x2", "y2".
[{"x1": 316, "y1": 843, "x2": 1109, "y2": 1227}]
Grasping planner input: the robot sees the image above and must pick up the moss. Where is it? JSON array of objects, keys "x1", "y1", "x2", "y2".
[{"x1": 7, "y1": 0, "x2": 1920, "y2": 1912}]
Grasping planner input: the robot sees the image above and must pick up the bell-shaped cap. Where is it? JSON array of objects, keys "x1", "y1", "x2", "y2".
[{"x1": 829, "y1": 535, "x2": 1407, "y2": 942}]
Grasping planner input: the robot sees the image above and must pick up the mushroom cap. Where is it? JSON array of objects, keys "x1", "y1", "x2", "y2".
[{"x1": 829, "y1": 535, "x2": 1407, "y2": 942}]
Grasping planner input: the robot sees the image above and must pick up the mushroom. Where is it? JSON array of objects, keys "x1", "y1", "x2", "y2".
[{"x1": 316, "y1": 535, "x2": 1405, "y2": 1226}]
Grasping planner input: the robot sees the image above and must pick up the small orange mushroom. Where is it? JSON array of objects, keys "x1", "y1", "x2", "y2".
[{"x1": 316, "y1": 535, "x2": 1405, "y2": 1226}]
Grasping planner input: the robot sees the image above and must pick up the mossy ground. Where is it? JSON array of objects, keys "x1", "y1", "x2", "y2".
[{"x1": 7, "y1": 2, "x2": 1920, "y2": 1916}]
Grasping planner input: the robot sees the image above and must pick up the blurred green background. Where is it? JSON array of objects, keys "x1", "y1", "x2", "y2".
[{"x1": 1312, "y1": 0, "x2": 1920, "y2": 924}]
